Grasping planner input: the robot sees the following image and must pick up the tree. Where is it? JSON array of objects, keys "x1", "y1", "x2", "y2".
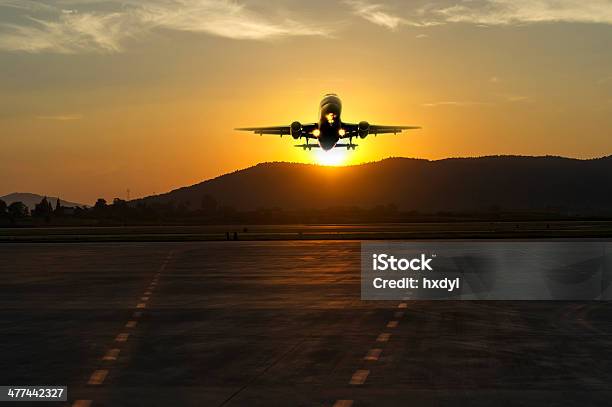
[
  {"x1": 55, "y1": 197, "x2": 61, "y2": 212},
  {"x1": 0, "y1": 199, "x2": 6, "y2": 215},
  {"x1": 94, "y1": 198, "x2": 107, "y2": 210},
  {"x1": 33, "y1": 197, "x2": 53, "y2": 219},
  {"x1": 113, "y1": 198, "x2": 128, "y2": 208},
  {"x1": 8, "y1": 201, "x2": 28, "y2": 219}
]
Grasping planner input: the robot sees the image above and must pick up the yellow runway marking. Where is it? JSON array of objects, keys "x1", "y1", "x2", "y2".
[
  {"x1": 364, "y1": 348, "x2": 382, "y2": 361},
  {"x1": 387, "y1": 321, "x2": 399, "y2": 328},
  {"x1": 141, "y1": 296, "x2": 149, "y2": 301},
  {"x1": 136, "y1": 303, "x2": 146, "y2": 309},
  {"x1": 72, "y1": 400, "x2": 92, "y2": 407},
  {"x1": 115, "y1": 333, "x2": 129, "y2": 342},
  {"x1": 376, "y1": 333, "x2": 391, "y2": 342},
  {"x1": 398, "y1": 303, "x2": 407, "y2": 308},
  {"x1": 125, "y1": 320, "x2": 137, "y2": 328},
  {"x1": 102, "y1": 348, "x2": 120, "y2": 361},
  {"x1": 144, "y1": 290, "x2": 152, "y2": 295},
  {"x1": 333, "y1": 401, "x2": 353, "y2": 407},
  {"x1": 88, "y1": 369, "x2": 108, "y2": 385},
  {"x1": 349, "y1": 369, "x2": 369, "y2": 385}
]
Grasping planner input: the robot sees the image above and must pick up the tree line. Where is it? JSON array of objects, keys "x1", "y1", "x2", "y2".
[{"x1": 0, "y1": 194, "x2": 588, "y2": 227}]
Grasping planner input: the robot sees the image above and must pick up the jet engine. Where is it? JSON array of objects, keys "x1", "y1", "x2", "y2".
[
  {"x1": 358, "y1": 121, "x2": 369, "y2": 138},
  {"x1": 290, "y1": 121, "x2": 302, "y2": 139}
]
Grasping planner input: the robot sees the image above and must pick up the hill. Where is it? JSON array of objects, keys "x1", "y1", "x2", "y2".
[
  {"x1": 136, "y1": 156, "x2": 612, "y2": 215},
  {"x1": 0, "y1": 193, "x2": 85, "y2": 210}
]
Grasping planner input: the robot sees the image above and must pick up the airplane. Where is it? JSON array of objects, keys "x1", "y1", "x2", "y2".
[{"x1": 235, "y1": 93, "x2": 420, "y2": 151}]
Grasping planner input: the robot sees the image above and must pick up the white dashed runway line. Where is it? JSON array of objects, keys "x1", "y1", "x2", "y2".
[
  {"x1": 125, "y1": 320, "x2": 137, "y2": 328},
  {"x1": 332, "y1": 301, "x2": 409, "y2": 406},
  {"x1": 87, "y1": 370, "x2": 108, "y2": 385},
  {"x1": 364, "y1": 348, "x2": 382, "y2": 361},
  {"x1": 332, "y1": 400, "x2": 354, "y2": 407},
  {"x1": 386, "y1": 320, "x2": 399, "y2": 328},
  {"x1": 102, "y1": 349, "x2": 120, "y2": 362},
  {"x1": 349, "y1": 369, "x2": 370, "y2": 385},
  {"x1": 72, "y1": 251, "x2": 174, "y2": 407}
]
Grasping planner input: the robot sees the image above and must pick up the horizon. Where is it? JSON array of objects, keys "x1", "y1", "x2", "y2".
[
  {"x1": 3, "y1": 153, "x2": 612, "y2": 206},
  {"x1": 1, "y1": 1, "x2": 612, "y2": 203}
]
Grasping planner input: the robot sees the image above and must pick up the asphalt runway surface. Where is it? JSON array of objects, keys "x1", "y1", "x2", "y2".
[{"x1": 1, "y1": 241, "x2": 611, "y2": 406}]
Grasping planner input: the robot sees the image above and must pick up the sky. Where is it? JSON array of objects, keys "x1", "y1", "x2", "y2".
[{"x1": 1, "y1": 0, "x2": 611, "y2": 204}]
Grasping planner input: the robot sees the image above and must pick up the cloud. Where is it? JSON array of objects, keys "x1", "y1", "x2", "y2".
[
  {"x1": 422, "y1": 101, "x2": 491, "y2": 107},
  {"x1": 503, "y1": 95, "x2": 531, "y2": 102},
  {"x1": 346, "y1": 0, "x2": 404, "y2": 29},
  {"x1": 0, "y1": 12, "x2": 137, "y2": 53},
  {"x1": 433, "y1": 0, "x2": 612, "y2": 26},
  {"x1": 0, "y1": 1, "x2": 55, "y2": 12},
  {"x1": 347, "y1": 0, "x2": 612, "y2": 30},
  {"x1": 423, "y1": 94, "x2": 533, "y2": 107},
  {"x1": 346, "y1": 0, "x2": 440, "y2": 29},
  {"x1": 0, "y1": 0, "x2": 331, "y2": 53},
  {"x1": 135, "y1": 0, "x2": 329, "y2": 40},
  {"x1": 36, "y1": 114, "x2": 83, "y2": 121}
]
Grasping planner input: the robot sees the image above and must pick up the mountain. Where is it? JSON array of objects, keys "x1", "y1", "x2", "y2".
[
  {"x1": 136, "y1": 156, "x2": 612, "y2": 215},
  {"x1": 0, "y1": 193, "x2": 85, "y2": 210}
]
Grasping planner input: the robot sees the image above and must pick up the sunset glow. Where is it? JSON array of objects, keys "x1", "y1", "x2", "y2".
[
  {"x1": 0, "y1": 1, "x2": 611, "y2": 204},
  {"x1": 315, "y1": 148, "x2": 349, "y2": 166}
]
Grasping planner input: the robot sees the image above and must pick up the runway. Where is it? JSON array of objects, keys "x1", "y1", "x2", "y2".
[{"x1": 1, "y1": 241, "x2": 611, "y2": 406}]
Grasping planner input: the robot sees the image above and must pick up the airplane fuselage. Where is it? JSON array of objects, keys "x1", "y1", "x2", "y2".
[
  {"x1": 317, "y1": 94, "x2": 343, "y2": 150},
  {"x1": 236, "y1": 94, "x2": 420, "y2": 151}
]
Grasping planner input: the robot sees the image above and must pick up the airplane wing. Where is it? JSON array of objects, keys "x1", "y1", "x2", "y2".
[
  {"x1": 340, "y1": 123, "x2": 421, "y2": 138},
  {"x1": 235, "y1": 123, "x2": 318, "y2": 138}
]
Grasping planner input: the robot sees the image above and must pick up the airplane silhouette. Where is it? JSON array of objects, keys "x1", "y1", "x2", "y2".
[{"x1": 236, "y1": 94, "x2": 420, "y2": 151}]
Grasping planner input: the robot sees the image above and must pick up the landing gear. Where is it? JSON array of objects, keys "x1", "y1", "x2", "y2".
[
  {"x1": 304, "y1": 139, "x2": 312, "y2": 151},
  {"x1": 346, "y1": 137, "x2": 357, "y2": 150}
]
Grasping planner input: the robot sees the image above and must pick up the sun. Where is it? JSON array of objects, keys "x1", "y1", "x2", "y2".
[{"x1": 314, "y1": 148, "x2": 349, "y2": 166}]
